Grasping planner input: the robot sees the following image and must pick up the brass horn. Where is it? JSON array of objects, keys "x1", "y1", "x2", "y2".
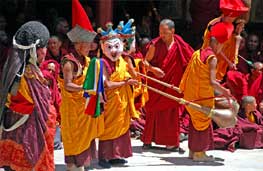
[
  {"x1": 141, "y1": 83, "x2": 238, "y2": 128},
  {"x1": 136, "y1": 72, "x2": 182, "y2": 93}
]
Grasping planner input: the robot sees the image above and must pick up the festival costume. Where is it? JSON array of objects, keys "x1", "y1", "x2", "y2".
[
  {"x1": 180, "y1": 22, "x2": 233, "y2": 158},
  {"x1": 60, "y1": 0, "x2": 103, "y2": 169},
  {"x1": 60, "y1": 50, "x2": 104, "y2": 165},
  {"x1": 0, "y1": 21, "x2": 56, "y2": 171},
  {"x1": 201, "y1": 0, "x2": 249, "y2": 81},
  {"x1": 97, "y1": 19, "x2": 139, "y2": 166}
]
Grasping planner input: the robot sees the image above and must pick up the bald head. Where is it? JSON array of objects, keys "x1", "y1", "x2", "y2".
[
  {"x1": 253, "y1": 62, "x2": 263, "y2": 71},
  {"x1": 241, "y1": 96, "x2": 256, "y2": 108},
  {"x1": 160, "y1": 19, "x2": 175, "y2": 30}
]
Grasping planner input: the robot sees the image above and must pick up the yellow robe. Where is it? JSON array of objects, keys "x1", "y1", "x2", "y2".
[
  {"x1": 60, "y1": 56, "x2": 104, "y2": 156},
  {"x1": 202, "y1": 17, "x2": 238, "y2": 81},
  {"x1": 99, "y1": 57, "x2": 139, "y2": 141},
  {"x1": 133, "y1": 58, "x2": 148, "y2": 108},
  {"x1": 179, "y1": 50, "x2": 214, "y2": 131}
]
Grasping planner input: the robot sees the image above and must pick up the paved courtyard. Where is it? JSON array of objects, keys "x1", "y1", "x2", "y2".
[{"x1": 54, "y1": 139, "x2": 263, "y2": 171}]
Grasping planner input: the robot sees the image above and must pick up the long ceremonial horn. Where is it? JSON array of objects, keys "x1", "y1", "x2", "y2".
[
  {"x1": 141, "y1": 83, "x2": 238, "y2": 128},
  {"x1": 238, "y1": 55, "x2": 253, "y2": 67},
  {"x1": 220, "y1": 52, "x2": 237, "y2": 70},
  {"x1": 137, "y1": 72, "x2": 182, "y2": 93}
]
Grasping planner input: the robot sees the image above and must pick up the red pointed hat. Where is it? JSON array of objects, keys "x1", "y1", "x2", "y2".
[
  {"x1": 220, "y1": 0, "x2": 249, "y2": 17},
  {"x1": 210, "y1": 22, "x2": 234, "y2": 43},
  {"x1": 67, "y1": 0, "x2": 96, "y2": 42}
]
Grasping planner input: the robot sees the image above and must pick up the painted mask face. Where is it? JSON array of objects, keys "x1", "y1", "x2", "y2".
[{"x1": 101, "y1": 38, "x2": 123, "y2": 61}]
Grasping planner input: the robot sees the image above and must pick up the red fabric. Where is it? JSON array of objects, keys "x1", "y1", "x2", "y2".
[
  {"x1": 9, "y1": 92, "x2": 34, "y2": 114},
  {"x1": 247, "y1": 73, "x2": 263, "y2": 105},
  {"x1": 213, "y1": 110, "x2": 263, "y2": 151},
  {"x1": 142, "y1": 35, "x2": 193, "y2": 146},
  {"x1": 45, "y1": 48, "x2": 68, "y2": 64},
  {"x1": 220, "y1": 0, "x2": 249, "y2": 17},
  {"x1": 209, "y1": 22, "x2": 234, "y2": 43},
  {"x1": 72, "y1": 0, "x2": 94, "y2": 31},
  {"x1": 200, "y1": 47, "x2": 215, "y2": 63},
  {"x1": 62, "y1": 50, "x2": 81, "y2": 73},
  {"x1": 238, "y1": 110, "x2": 263, "y2": 149},
  {"x1": 41, "y1": 70, "x2": 61, "y2": 118},
  {"x1": 188, "y1": 120, "x2": 214, "y2": 152},
  {"x1": 85, "y1": 95, "x2": 97, "y2": 115},
  {"x1": 98, "y1": 131, "x2": 132, "y2": 160},
  {"x1": 226, "y1": 70, "x2": 248, "y2": 103},
  {"x1": 213, "y1": 127, "x2": 242, "y2": 152},
  {"x1": 179, "y1": 111, "x2": 190, "y2": 134},
  {"x1": 40, "y1": 59, "x2": 60, "y2": 79}
]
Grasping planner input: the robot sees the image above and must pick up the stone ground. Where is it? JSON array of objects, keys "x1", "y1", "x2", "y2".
[
  {"x1": 1, "y1": 139, "x2": 262, "y2": 171},
  {"x1": 53, "y1": 139, "x2": 263, "y2": 171}
]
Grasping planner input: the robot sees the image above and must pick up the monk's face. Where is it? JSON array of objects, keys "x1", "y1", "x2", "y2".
[
  {"x1": 213, "y1": 42, "x2": 223, "y2": 55},
  {"x1": 247, "y1": 34, "x2": 259, "y2": 52},
  {"x1": 48, "y1": 37, "x2": 62, "y2": 55},
  {"x1": 75, "y1": 42, "x2": 92, "y2": 56},
  {"x1": 246, "y1": 101, "x2": 257, "y2": 113},
  {"x1": 159, "y1": 24, "x2": 174, "y2": 43},
  {"x1": 251, "y1": 62, "x2": 263, "y2": 77}
]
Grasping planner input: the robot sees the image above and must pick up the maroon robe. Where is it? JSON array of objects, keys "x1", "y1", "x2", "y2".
[
  {"x1": 179, "y1": 110, "x2": 190, "y2": 134},
  {"x1": 189, "y1": 120, "x2": 214, "y2": 152},
  {"x1": 247, "y1": 73, "x2": 263, "y2": 106},
  {"x1": 45, "y1": 48, "x2": 68, "y2": 64},
  {"x1": 225, "y1": 70, "x2": 248, "y2": 103},
  {"x1": 214, "y1": 110, "x2": 263, "y2": 151},
  {"x1": 141, "y1": 35, "x2": 193, "y2": 146},
  {"x1": 213, "y1": 126, "x2": 242, "y2": 152},
  {"x1": 238, "y1": 110, "x2": 263, "y2": 149}
]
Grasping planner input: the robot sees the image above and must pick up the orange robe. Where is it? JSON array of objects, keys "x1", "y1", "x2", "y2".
[
  {"x1": 202, "y1": 17, "x2": 237, "y2": 81},
  {"x1": 180, "y1": 48, "x2": 215, "y2": 131},
  {"x1": 60, "y1": 54, "x2": 104, "y2": 157},
  {"x1": 180, "y1": 48, "x2": 215, "y2": 151}
]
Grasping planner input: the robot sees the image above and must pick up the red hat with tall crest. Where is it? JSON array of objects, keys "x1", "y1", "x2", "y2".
[{"x1": 67, "y1": 0, "x2": 96, "y2": 43}]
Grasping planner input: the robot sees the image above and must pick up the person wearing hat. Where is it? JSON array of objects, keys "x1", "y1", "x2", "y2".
[
  {"x1": 201, "y1": 0, "x2": 250, "y2": 81},
  {"x1": 97, "y1": 20, "x2": 139, "y2": 168},
  {"x1": 179, "y1": 22, "x2": 233, "y2": 162},
  {"x1": 59, "y1": 1, "x2": 104, "y2": 171},
  {"x1": 0, "y1": 21, "x2": 56, "y2": 171}
]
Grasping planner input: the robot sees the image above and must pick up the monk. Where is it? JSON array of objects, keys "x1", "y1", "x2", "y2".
[
  {"x1": 141, "y1": 19, "x2": 194, "y2": 151},
  {"x1": 40, "y1": 60, "x2": 63, "y2": 150},
  {"x1": 59, "y1": 0, "x2": 104, "y2": 170},
  {"x1": 213, "y1": 96, "x2": 263, "y2": 152},
  {"x1": 97, "y1": 20, "x2": 139, "y2": 168},
  {"x1": 238, "y1": 96, "x2": 263, "y2": 149},
  {"x1": 45, "y1": 35, "x2": 68, "y2": 64},
  {"x1": 0, "y1": 21, "x2": 56, "y2": 171},
  {"x1": 201, "y1": 0, "x2": 250, "y2": 81},
  {"x1": 237, "y1": 33, "x2": 262, "y2": 74},
  {"x1": 180, "y1": 22, "x2": 233, "y2": 162},
  {"x1": 225, "y1": 70, "x2": 248, "y2": 103},
  {"x1": 247, "y1": 62, "x2": 263, "y2": 113}
]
